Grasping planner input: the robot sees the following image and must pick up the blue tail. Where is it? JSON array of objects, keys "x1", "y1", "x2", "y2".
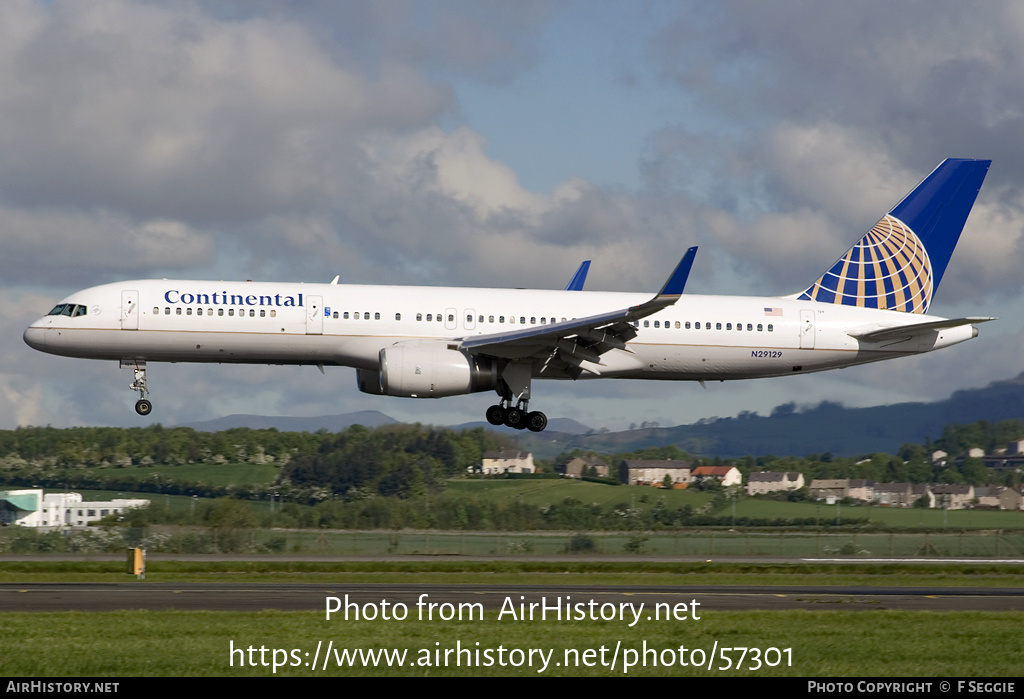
[
  {"x1": 797, "y1": 158, "x2": 990, "y2": 313},
  {"x1": 564, "y1": 261, "x2": 591, "y2": 291}
]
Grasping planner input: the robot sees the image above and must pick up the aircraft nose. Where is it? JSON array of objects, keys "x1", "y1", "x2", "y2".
[{"x1": 23, "y1": 325, "x2": 47, "y2": 351}]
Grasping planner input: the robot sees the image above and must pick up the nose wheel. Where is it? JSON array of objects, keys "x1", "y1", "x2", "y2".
[{"x1": 123, "y1": 360, "x2": 153, "y2": 416}]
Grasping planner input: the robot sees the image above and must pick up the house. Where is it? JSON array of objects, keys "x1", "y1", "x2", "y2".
[
  {"x1": 619, "y1": 460, "x2": 692, "y2": 487},
  {"x1": 931, "y1": 484, "x2": 975, "y2": 510},
  {"x1": 746, "y1": 472, "x2": 804, "y2": 496},
  {"x1": 873, "y1": 483, "x2": 915, "y2": 508},
  {"x1": 480, "y1": 451, "x2": 535, "y2": 474},
  {"x1": 0, "y1": 489, "x2": 149, "y2": 528},
  {"x1": 691, "y1": 465, "x2": 742, "y2": 487},
  {"x1": 974, "y1": 486, "x2": 1003, "y2": 509},
  {"x1": 562, "y1": 456, "x2": 610, "y2": 479},
  {"x1": 846, "y1": 480, "x2": 875, "y2": 502},
  {"x1": 809, "y1": 479, "x2": 848, "y2": 503}
]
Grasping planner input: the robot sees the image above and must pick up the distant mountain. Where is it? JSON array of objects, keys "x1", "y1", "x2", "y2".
[
  {"x1": 450, "y1": 417, "x2": 593, "y2": 435},
  {"x1": 177, "y1": 373, "x2": 1024, "y2": 459},
  {"x1": 181, "y1": 410, "x2": 399, "y2": 432},
  {"x1": 517, "y1": 373, "x2": 1024, "y2": 459}
]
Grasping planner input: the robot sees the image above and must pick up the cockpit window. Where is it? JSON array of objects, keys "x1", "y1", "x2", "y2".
[{"x1": 47, "y1": 304, "x2": 87, "y2": 317}]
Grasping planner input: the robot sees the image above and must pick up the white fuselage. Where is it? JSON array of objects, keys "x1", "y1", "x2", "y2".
[{"x1": 23, "y1": 278, "x2": 977, "y2": 383}]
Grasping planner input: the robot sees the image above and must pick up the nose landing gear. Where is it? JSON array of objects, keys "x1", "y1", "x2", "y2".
[{"x1": 122, "y1": 360, "x2": 152, "y2": 416}]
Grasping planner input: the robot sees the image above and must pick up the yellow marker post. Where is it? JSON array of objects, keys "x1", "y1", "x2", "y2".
[{"x1": 127, "y1": 547, "x2": 145, "y2": 579}]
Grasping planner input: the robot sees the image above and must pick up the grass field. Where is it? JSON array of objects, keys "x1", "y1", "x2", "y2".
[
  {"x1": 2, "y1": 608, "x2": 1020, "y2": 676},
  {"x1": 3, "y1": 560, "x2": 1022, "y2": 677}
]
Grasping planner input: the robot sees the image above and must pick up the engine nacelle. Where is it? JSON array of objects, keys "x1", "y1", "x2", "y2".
[
  {"x1": 378, "y1": 345, "x2": 497, "y2": 398},
  {"x1": 355, "y1": 368, "x2": 386, "y2": 395}
]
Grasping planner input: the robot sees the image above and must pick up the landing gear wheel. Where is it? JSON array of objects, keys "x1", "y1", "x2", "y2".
[
  {"x1": 504, "y1": 406, "x2": 525, "y2": 429},
  {"x1": 485, "y1": 404, "x2": 507, "y2": 425},
  {"x1": 526, "y1": 411, "x2": 548, "y2": 432},
  {"x1": 135, "y1": 399, "x2": 152, "y2": 416}
]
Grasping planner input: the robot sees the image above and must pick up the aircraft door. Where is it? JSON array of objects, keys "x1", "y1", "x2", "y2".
[
  {"x1": 800, "y1": 309, "x2": 815, "y2": 349},
  {"x1": 306, "y1": 295, "x2": 324, "y2": 335},
  {"x1": 121, "y1": 290, "x2": 139, "y2": 330}
]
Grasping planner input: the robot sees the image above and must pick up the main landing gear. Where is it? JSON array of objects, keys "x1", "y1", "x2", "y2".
[
  {"x1": 122, "y1": 360, "x2": 152, "y2": 416},
  {"x1": 485, "y1": 400, "x2": 548, "y2": 432},
  {"x1": 485, "y1": 362, "x2": 547, "y2": 431}
]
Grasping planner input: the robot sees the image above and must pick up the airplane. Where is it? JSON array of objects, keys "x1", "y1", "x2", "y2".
[{"x1": 24, "y1": 158, "x2": 992, "y2": 432}]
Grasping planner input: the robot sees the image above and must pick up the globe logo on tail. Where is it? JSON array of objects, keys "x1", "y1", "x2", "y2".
[{"x1": 799, "y1": 214, "x2": 933, "y2": 314}]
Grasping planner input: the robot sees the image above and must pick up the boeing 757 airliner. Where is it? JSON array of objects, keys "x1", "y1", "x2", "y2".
[{"x1": 24, "y1": 159, "x2": 992, "y2": 432}]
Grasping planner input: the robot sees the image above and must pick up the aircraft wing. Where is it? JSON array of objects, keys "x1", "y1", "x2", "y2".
[
  {"x1": 458, "y1": 248, "x2": 697, "y2": 375},
  {"x1": 847, "y1": 316, "x2": 995, "y2": 343}
]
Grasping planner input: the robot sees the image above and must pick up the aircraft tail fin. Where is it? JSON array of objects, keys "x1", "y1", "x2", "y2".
[{"x1": 797, "y1": 158, "x2": 990, "y2": 314}]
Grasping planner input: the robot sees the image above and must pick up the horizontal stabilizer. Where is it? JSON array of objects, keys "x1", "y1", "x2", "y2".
[{"x1": 847, "y1": 316, "x2": 994, "y2": 342}]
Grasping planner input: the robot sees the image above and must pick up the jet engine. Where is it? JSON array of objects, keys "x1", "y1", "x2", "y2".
[{"x1": 369, "y1": 345, "x2": 497, "y2": 398}]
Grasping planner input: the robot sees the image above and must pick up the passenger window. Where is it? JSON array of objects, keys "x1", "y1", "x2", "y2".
[
  {"x1": 176, "y1": 308, "x2": 182, "y2": 316},
  {"x1": 540, "y1": 317, "x2": 546, "y2": 325},
  {"x1": 757, "y1": 324, "x2": 763, "y2": 331},
  {"x1": 165, "y1": 308, "x2": 171, "y2": 315},
  {"x1": 726, "y1": 323, "x2": 731, "y2": 330},
  {"x1": 768, "y1": 324, "x2": 774, "y2": 332},
  {"x1": 416, "y1": 313, "x2": 422, "y2": 321},
  {"x1": 716, "y1": 322, "x2": 722, "y2": 330},
  {"x1": 654, "y1": 320, "x2": 660, "y2": 328},
  {"x1": 261, "y1": 310, "x2": 267, "y2": 317},
  {"x1": 228, "y1": 309, "x2": 234, "y2": 317},
  {"x1": 643, "y1": 320, "x2": 649, "y2": 328},
  {"x1": 374, "y1": 312, "x2": 380, "y2": 320},
  {"x1": 249, "y1": 309, "x2": 255, "y2": 317},
  {"x1": 685, "y1": 321, "x2": 691, "y2": 329},
  {"x1": 426, "y1": 314, "x2": 432, "y2": 321},
  {"x1": 489, "y1": 315, "x2": 494, "y2": 323},
  {"x1": 153, "y1": 307, "x2": 159, "y2": 315},
  {"x1": 395, "y1": 313, "x2": 401, "y2": 321},
  {"x1": 271, "y1": 310, "x2": 276, "y2": 318},
  {"x1": 197, "y1": 308, "x2": 203, "y2": 316},
  {"x1": 499, "y1": 316, "x2": 504, "y2": 323},
  {"x1": 530, "y1": 317, "x2": 536, "y2": 324},
  {"x1": 218, "y1": 309, "x2": 224, "y2": 316},
  {"x1": 467, "y1": 314, "x2": 473, "y2": 323},
  {"x1": 366, "y1": 312, "x2": 371, "y2": 320},
  {"x1": 479, "y1": 315, "x2": 484, "y2": 323}
]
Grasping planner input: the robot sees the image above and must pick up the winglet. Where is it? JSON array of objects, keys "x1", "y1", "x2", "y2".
[
  {"x1": 657, "y1": 246, "x2": 698, "y2": 299},
  {"x1": 565, "y1": 261, "x2": 591, "y2": 291}
]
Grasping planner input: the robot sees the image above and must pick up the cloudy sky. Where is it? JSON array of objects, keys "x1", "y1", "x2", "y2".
[{"x1": 5, "y1": 0, "x2": 1024, "y2": 432}]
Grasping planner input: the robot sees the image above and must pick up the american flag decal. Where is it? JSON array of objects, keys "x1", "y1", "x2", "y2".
[{"x1": 764, "y1": 307, "x2": 783, "y2": 316}]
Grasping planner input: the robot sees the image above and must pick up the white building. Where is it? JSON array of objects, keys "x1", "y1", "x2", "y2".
[
  {"x1": 0, "y1": 489, "x2": 149, "y2": 528},
  {"x1": 480, "y1": 451, "x2": 535, "y2": 474},
  {"x1": 746, "y1": 472, "x2": 804, "y2": 496}
]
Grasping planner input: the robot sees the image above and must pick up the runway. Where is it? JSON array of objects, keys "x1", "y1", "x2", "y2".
[{"x1": 3, "y1": 583, "x2": 1024, "y2": 613}]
